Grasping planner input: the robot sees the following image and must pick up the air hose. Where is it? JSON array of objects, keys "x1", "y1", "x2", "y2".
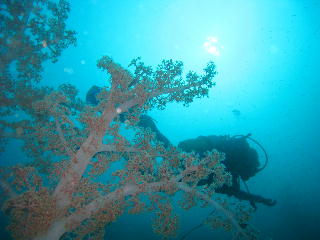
[{"x1": 231, "y1": 133, "x2": 269, "y2": 172}]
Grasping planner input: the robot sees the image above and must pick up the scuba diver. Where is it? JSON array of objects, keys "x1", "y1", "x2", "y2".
[
  {"x1": 86, "y1": 85, "x2": 171, "y2": 148},
  {"x1": 177, "y1": 134, "x2": 276, "y2": 240},
  {"x1": 178, "y1": 134, "x2": 276, "y2": 209},
  {"x1": 86, "y1": 86, "x2": 276, "y2": 208}
]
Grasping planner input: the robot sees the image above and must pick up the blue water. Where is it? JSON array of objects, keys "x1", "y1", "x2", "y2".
[{"x1": 1, "y1": 0, "x2": 320, "y2": 239}]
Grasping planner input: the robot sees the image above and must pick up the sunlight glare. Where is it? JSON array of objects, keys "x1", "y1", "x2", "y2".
[{"x1": 203, "y1": 36, "x2": 221, "y2": 56}]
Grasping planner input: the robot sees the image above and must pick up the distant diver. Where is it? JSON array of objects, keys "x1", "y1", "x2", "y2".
[
  {"x1": 86, "y1": 85, "x2": 171, "y2": 148},
  {"x1": 232, "y1": 109, "x2": 241, "y2": 117}
]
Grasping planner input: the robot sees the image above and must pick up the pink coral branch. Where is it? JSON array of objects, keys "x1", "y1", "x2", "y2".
[
  {"x1": 53, "y1": 134, "x2": 101, "y2": 208},
  {"x1": 49, "y1": 177, "x2": 247, "y2": 240},
  {"x1": 177, "y1": 182, "x2": 247, "y2": 238}
]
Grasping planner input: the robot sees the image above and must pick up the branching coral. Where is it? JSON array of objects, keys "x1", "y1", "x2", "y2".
[
  {"x1": 0, "y1": 1, "x2": 256, "y2": 240},
  {"x1": 1, "y1": 55, "x2": 255, "y2": 239}
]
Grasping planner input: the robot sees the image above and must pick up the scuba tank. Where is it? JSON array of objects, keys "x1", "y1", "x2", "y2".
[{"x1": 230, "y1": 133, "x2": 269, "y2": 174}]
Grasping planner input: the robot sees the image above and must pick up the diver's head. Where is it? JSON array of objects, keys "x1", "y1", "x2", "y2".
[{"x1": 86, "y1": 85, "x2": 102, "y2": 105}]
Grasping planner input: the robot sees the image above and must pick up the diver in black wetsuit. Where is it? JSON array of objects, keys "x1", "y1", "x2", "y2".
[
  {"x1": 86, "y1": 85, "x2": 171, "y2": 148},
  {"x1": 178, "y1": 134, "x2": 276, "y2": 209}
]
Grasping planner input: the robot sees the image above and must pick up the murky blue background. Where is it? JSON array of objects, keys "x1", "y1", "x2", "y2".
[{"x1": 1, "y1": 0, "x2": 320, "y2": 239}]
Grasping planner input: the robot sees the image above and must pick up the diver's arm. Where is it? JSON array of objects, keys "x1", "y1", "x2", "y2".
[
  {"x1": 138, "y1": 115, "x2": 171, "y2": 148},
  {"x1": 232, "y1": 190, "x2": 277, "y2": 208},
  {"x1": 214, "y1": 181, "x2": 276, "y2": 208}
]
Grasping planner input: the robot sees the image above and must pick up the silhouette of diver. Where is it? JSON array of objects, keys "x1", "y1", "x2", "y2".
[
  {"x1": 86, "y1": 86, "x2": 276, "y2": 208},
  {"x1": 86, "y1": 85, "x2": 171, "y2": 148},
  {"x1": 178, "y1": 134, "x2": 277, "y2": 209}
]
